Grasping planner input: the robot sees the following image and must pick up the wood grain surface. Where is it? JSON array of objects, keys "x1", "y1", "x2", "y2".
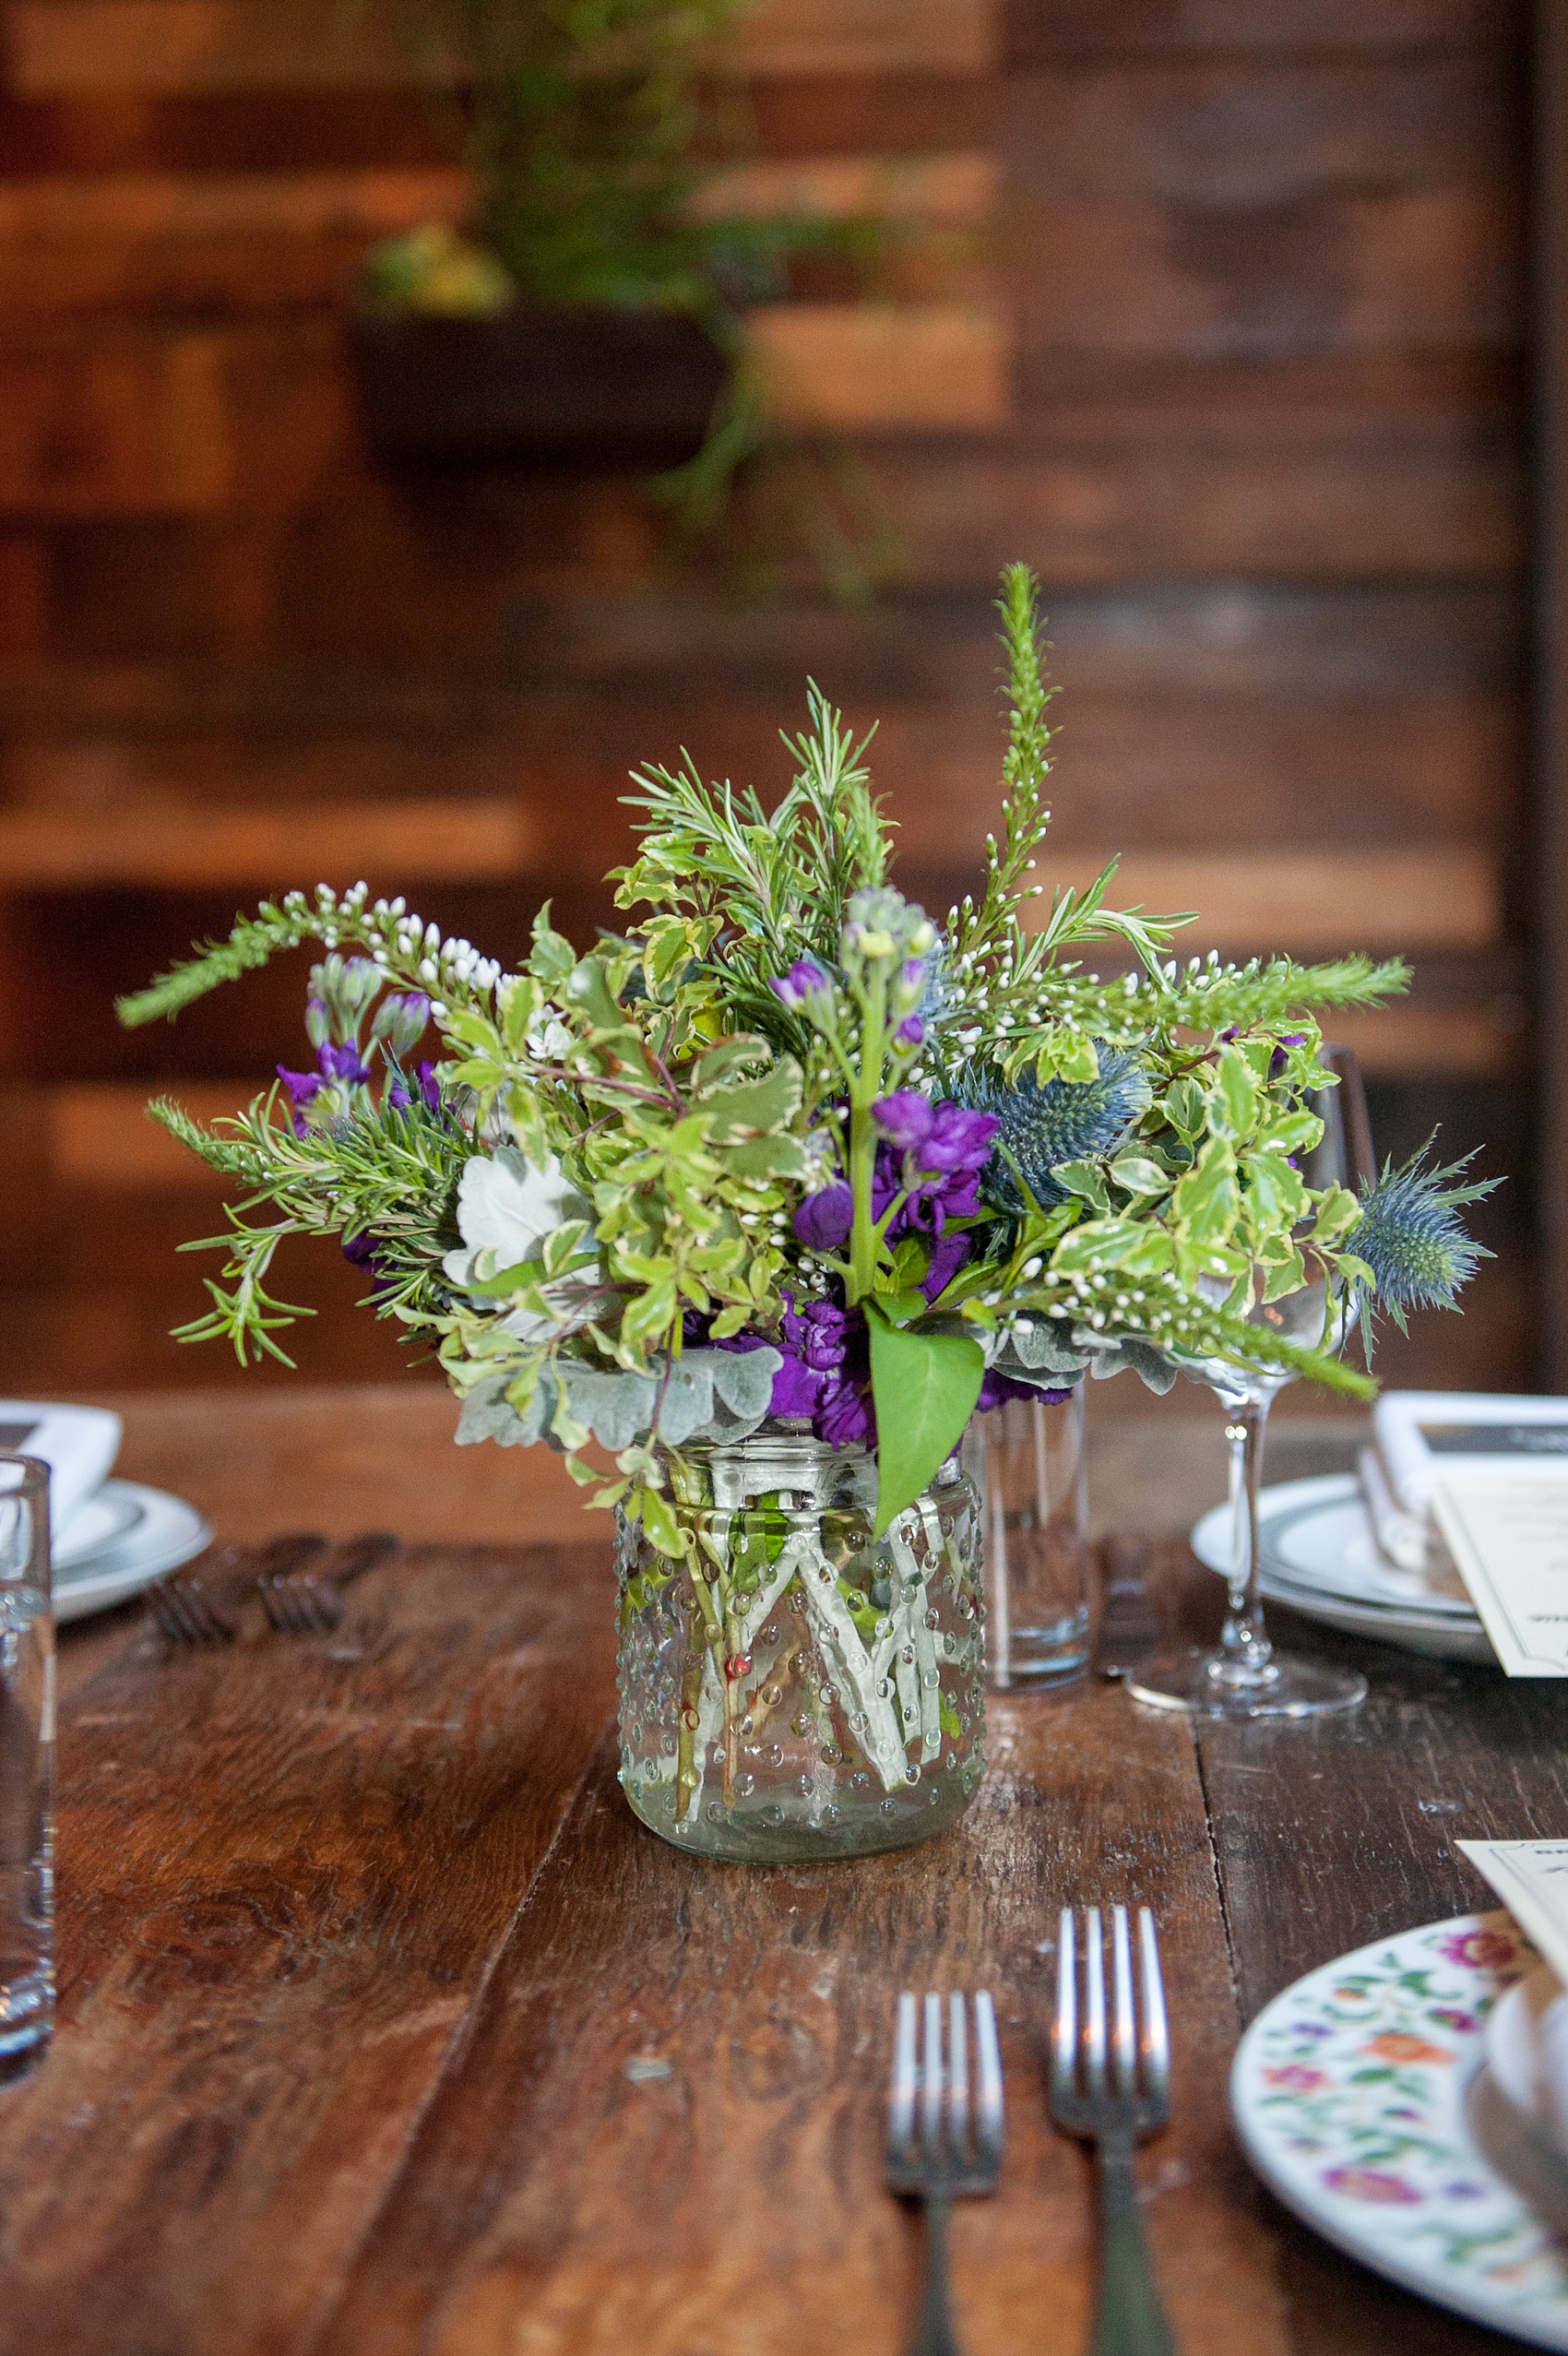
[{"x1": 4, "y1": 1389, "x2": 1554, "y2": 2355}]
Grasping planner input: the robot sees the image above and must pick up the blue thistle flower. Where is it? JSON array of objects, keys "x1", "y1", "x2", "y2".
[
  {"x1": 970, "y1": 1045, "x2": 1152, "y2": 1212},
  {"x1": 1351, "y1": 1137, "x2": 1498, "y2": 1338}
]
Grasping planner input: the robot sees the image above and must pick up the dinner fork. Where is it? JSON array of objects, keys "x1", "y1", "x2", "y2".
[
  {"x1": 258, "y1": 1530, "x2": 396, "y2": 1634},
  {"x1": 886, "y1": 1990, "x2": 1004, "y2": 2356},
  {"x1": 1051, "y1": 1906, "x2": 1178, "y2": 2356},
  {"x1": 148, "y1": 1544, "x2": 244, "y2": 1646}
]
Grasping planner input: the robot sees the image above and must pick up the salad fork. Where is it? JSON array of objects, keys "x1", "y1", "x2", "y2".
[
  {"x1": 886, "y1": 1990, "x2": 1004, "y2": 2356},
  {"x1": 1051, "y1": 1905, "x2": 1178, "y2": 2356},
  {"x1": 258, "y1": 1529, "x2": 396, "y2": 1635}
]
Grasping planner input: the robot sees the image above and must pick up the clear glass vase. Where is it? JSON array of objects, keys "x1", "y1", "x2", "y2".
[{"x1": 614, "y1": 1423, "x2": 987, "y2": 1862}]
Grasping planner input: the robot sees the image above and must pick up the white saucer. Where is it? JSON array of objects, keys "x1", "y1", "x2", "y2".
[
  {"x1": 52, "y1": 1482, "x2": 211, "y2": 1623},
  {"x1": 53, "y1": 1484, "x2": 145, "y2": 1571},
  {"x1": 1232, "y1": 1910, "x2": 1568, "y2": 2348},
  {"x1": 1191, "y1": 1474, "x2": 1495, "y2": 1663}
]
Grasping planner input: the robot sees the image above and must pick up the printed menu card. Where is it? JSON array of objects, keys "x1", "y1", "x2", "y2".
[
  {"x1": 1429, "y1": 1458, "x2": 1568, "y2": 1676},
  {"x1": 1458, "y1": 1841, "x2": 1568, "y2": 1984}
]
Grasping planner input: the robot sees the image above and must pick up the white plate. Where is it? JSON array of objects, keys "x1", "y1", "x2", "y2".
[
  {"x1": 52, "y1": 1482, "x2": 211, "y2": 1623},
  {"x1": 1192, "y1": 1474, "x2": 1496, "y2": 1664},
  {"x1": 53, "y1": 1484, "x2": 145, "y2": 1571},
  {"x1": 1232, "y1": 1910, "x2": 1568, "y2": 2349}
]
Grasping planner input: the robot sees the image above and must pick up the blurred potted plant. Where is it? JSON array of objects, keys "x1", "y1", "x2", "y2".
[{"x1": 350, "y1": 0, "x2": 862, "y2": 489}]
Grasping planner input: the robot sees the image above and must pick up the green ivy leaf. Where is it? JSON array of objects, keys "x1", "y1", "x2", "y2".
[
  {"x1": 1163, "y1": 1078, "x2": 1206, "y2": 1139},
  {"x1": 1210, "y1": 1043, "x2": 1259, "y2": 1140},
  {"x1": 1172, "y1": 1137, "x2": 1240, "y2": 1246},
  {"x1": 1110, "y1": 1155, "x2": 1171, "y2": 1198},
  {"x1": 867, "y1": 1307, "x2": 985, "y2": 1536},
  {"x1": 1052, "y1": 1160, "x2": 1111, "y2": 1214},
  {"x1": 700, "y1": 1058, "x2": 803, "y2": 1142}
]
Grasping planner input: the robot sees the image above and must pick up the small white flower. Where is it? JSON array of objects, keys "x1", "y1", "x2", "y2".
[{"x1": 443, "y1": 1148, "x2": 596, "y2": 1340}]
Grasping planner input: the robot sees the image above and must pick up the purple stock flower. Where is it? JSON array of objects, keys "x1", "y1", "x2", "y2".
[
  {"x1": 921, "y1": 1230, "x2": 970, "y2": 1303},
  {"x1": 976, "y1": 1370, "x2": 1075, "y2": 1412},
  {"x1": 769, "y1": 1295, "x2": 875, "y2": 1449},
  {"x1": 896, "y1": 1016, "x2": 926, "y2": 1047},
  {"x1": 793, "y1": 1182, "x2": 853, "y2": 1252},
  {"x1": 318, "y1": 1041, "x2": 372, "y2": 1086},
  {"x1": 387, "y1": 1060, "x2": 444, "y2": 1116},
  {"x1": 873, "y1": 1091, "x2": 933, "y2": 1151},
  {"x1": 278, "y1": 1065, "x2": 322, "y2": 1111},
  {"x1": 769, "y1": 957, "x2": 832, "y2": 1013},
  {"x1": 1268, "y1": 1031, "x2": 1311, "y2": 1081}
]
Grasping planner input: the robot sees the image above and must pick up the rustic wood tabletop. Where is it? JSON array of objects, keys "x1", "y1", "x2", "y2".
[{"x1": 6, "y1": 1388, "x2": 1558, "y2": 2356}]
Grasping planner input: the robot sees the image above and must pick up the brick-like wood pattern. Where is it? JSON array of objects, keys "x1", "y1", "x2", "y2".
[{"x1": 0, "y1": 0, "x2": 1534, "y2": 1393}]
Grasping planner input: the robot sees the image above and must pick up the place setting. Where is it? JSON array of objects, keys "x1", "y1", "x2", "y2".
[{"x1": 0, "y1": 562, "x2": 1561, "y2": 2356}]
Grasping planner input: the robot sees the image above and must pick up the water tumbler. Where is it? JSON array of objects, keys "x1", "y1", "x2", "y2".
[
  {"x1": 963, "y1": 1390, "x2": 1089, "y2": 1689},
  {"x1": 0, "y1": 1458, "x2": 52, "y2": 2077}
]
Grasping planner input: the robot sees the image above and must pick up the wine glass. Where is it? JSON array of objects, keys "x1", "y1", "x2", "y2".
[{"x1": 1124, "y1": 1044, "x2": 1377, "y2": 1719}]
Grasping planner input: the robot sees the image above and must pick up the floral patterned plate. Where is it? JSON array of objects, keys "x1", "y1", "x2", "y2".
[{"x1": 1231, "y1": 1910, "x2": 1568, "y2": 2348}]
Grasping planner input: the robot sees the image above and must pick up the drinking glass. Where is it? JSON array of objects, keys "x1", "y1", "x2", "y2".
[
  {"x1": 0, "y1": 1458, "x2": 53, "y2": 2075},
  {"x1": 1125, "y1": 1046, "x2": 1376, "y2": 1719},
  {"x1": 962, "y1": 1388, "x2": 1089, "y2": 1689}
]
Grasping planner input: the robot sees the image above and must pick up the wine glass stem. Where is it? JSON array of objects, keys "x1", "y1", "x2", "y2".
[{"x1": 1220, "y1": 1395, "x2": 1273, "y2": 1678}]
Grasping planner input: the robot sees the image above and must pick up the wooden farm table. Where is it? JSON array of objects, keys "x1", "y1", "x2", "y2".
[{"x1": 6, "y1": 1386, "x2": 1562, "y2": 2356}]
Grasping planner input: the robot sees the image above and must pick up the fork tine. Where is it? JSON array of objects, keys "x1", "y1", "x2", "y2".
[
  {"x1": 889, "y1": 1992, "x2": 918, "y2": 2157},
  {"x1": 921, "y1": 1992, "x2": 944, "y2": 2155},
  {"x1": 972, "y1": 1991, "x2": 1004, "y2": 2160},
  {"x1": 1138, "y1": 1906, "x2": 1170, "y2": 2112},
  {"x1": 1052, "y1": 1908, "x2": 1077, "y2": 2108},
  {"x1": 948, "y1": 1993, "x2": 968, "y2": 2155},
  {"x1": 1084, "y1": 1907, "x2": 1107, "y2": 2099},
  {"x1": 1110, "y1": 1904, "x2": 1136, "y2": 2095}
]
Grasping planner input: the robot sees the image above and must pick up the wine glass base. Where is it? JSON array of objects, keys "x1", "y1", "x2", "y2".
[{"x1": 1123, "y1": 1648, "x2": 1367, "y2": 1720}]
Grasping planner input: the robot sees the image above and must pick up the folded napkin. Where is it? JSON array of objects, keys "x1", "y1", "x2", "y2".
[
  {"x1": 0, "y1": 1401, "x2": 121, "y2": 1547},
  {"x1": 1357, "y1": 1442, "x2": 1463, "y2": 1583}
]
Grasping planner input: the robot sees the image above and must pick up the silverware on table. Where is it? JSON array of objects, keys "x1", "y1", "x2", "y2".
[
  {"x1": 257, "y1": 1529, "x2": 398, "y2": 1635},
  {"x1": 1051, "y1": 1905, "x2": 1178, "y2": 2356},
  {"x1": 148, "y1": 1544, "x2": 245, "y2": 1646},
  {"x1": 886, "y1": 1990, "x2": 1004, "y2": 2356}
]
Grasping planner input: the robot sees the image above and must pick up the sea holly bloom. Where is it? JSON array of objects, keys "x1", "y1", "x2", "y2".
[{"x1": 1353, "y1": 1141, "x2": 1498, "y2": 1327}]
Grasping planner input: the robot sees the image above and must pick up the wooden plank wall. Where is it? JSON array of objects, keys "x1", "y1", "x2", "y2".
[{"x1": 0, "y1": 0, "x2": 1534, "y2": 1397}]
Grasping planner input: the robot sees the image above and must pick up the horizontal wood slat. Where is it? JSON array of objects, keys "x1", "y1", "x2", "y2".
[
  {"x1": 6, "y1": 0, "x2": 997, "y2": 95},
  {"x1": 1001, "y1": 56, "x2": 1518, "y2": 205},
  {"x1": 0, "y1": 159, "x2": 986, "y2": 316},
  {"x1": 1015, "y1": 190, "x2": 1521, "y2": 363},
  {"x1": 47, "y1": 1080, "x2": 259, "y2": 1184},
  {"x1": 747, "y1": 303, "x2": 1009, "y2": 427},
  {"x1": 0, "y1": 169, "x2": 467, "y2": 315},
  {"x1": 1007, "y1": 3, "x2": 1513, "y2": 61},
  {"x1": 0, "y1": 797, "x2": 527, "y2": 885},
  {"x1": 1038, "y1": 846, "x2": 1501, "y2": 953},
  {"x1": 691, "y1": 149, "x2": 996, "y2": 224}
]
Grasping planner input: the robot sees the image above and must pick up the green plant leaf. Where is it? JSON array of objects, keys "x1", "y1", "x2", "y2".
[{"x1": 867, "y1": 1307, "x2": 984, "y2": 1535}]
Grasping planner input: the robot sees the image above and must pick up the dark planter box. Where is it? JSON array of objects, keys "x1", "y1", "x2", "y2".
[{"x1": 349, "y1": 306, "x2": 728, "y2": 470}]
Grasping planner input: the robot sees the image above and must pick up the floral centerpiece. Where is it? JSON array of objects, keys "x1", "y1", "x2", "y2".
[{"x1": 119, "y1": 566, "x2": 1489, "y2": 1858}]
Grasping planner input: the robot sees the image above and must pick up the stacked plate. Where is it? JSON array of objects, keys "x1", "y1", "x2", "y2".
[
  {"x1": 1190, "y1": 1472, "x2": 1493, "y2": 1663},
  {"x1": 1233, "y1": 1911, "x2": 1568, "y2": 2347},
  {"x1": 53, "y1": 1481, "x2": 211, "y2": 1624}
]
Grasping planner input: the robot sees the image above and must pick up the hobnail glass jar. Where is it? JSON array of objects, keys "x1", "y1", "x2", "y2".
[{"x1": 614, "y1": 1422, "x2": 986, "y2": 1862}]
